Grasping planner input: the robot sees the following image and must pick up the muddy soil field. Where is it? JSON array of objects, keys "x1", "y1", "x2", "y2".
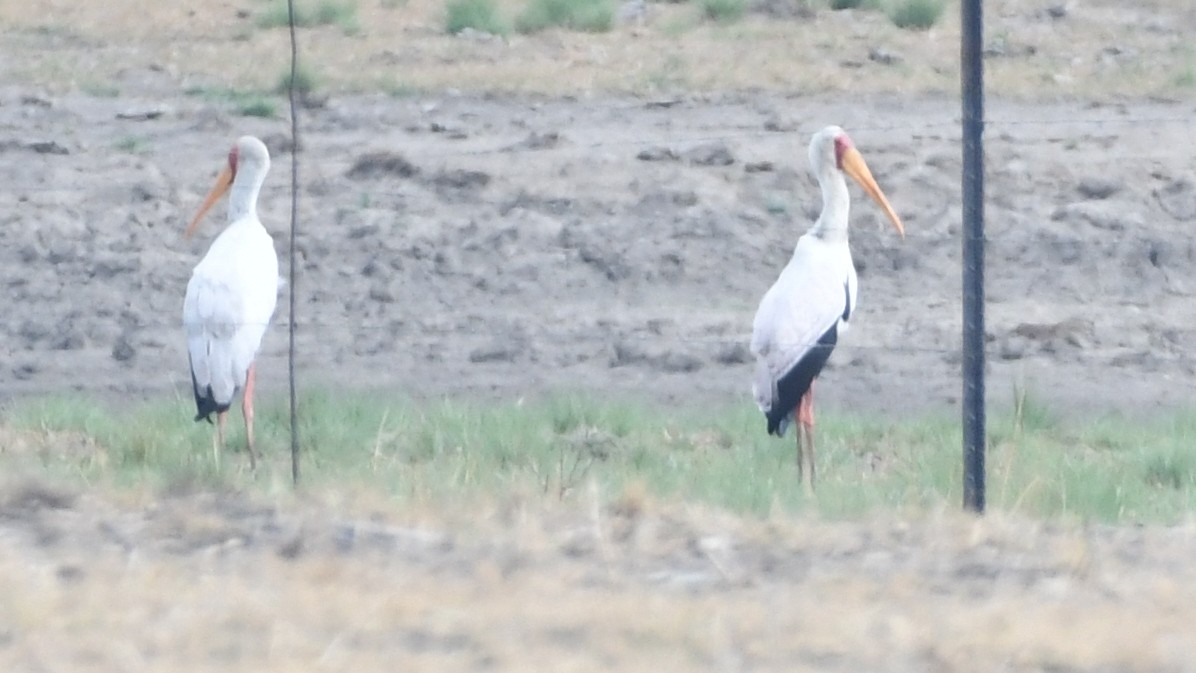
[{"x1": 3, "y1": 90, "x2": 1196, "y2": 419}]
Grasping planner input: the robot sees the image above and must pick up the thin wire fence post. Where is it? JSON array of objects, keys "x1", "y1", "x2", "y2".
[
  {"x1": 961, "y1": 0, "x2": 986, "y2": 513},
  {"x1": 286, "y1": 0, "x2": 301, "y2": 486}
]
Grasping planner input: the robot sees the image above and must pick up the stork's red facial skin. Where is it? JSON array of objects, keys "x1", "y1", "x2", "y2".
[
  {"x1": 833, "y1": 133, "x2": 855, "y2": 170},
  {"x1": 186, "y1": 144, "x2": 241, "y2": 239}
]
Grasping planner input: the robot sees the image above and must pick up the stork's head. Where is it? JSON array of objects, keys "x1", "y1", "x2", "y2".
[
  {"x1": 808, "y1": 126, "x2": 904, "y2": 239},
  {"x1": 185, "y1": 136, "x2": 271, "y2": 239}
]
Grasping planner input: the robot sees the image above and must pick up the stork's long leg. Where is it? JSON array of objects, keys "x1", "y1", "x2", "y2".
[
  {"x1": 215, "y1": 411, "x2": 228, "y2": 469},
  {"x1": 793, "y1": 405, "x2": 804, "y2": 482},
  {"x1": 798, "y1": 383, "x2": 816, "y2": 491},
  {"x1": 243, "y1": 363, "x2": 258, "y2": 473}
]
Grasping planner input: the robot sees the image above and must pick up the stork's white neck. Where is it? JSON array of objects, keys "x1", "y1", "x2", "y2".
[
  {"x1": 227, "y1": 163, "x2": 267, "y2": 225},
  {"x1": 809, "y1": 166, "x2": 850, "y2": 243}
]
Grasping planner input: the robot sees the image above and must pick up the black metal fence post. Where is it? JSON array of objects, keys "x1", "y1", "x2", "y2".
[{"x1": 961, "y1": 0, "x2": 986, "y2": 513}]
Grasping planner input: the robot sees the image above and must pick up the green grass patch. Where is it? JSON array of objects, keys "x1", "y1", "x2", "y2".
[
  {"x1": 5, "y1": 391, "x2": 1196, "y2": 523},
  {"x1": 829, "y1": 0, "x2": 881, "y2": 9},
  {"x1": 515, "y1": 0, "x2": 613, "y2": 34},
  {"x1": 257, "y1": 0, "x2": 361, "y2": 34},
  {"x1": 276, "y1": 65, "x2": 319, "y2": 97},
  {"x1": 237, "y1": 98, "x2": 277, "y2": 118},
  {"x1": 1173, "y1": 66, "x2": 1196, "y2": 89},
  {"x1": 81, "y1": 81, "x2": 120, "y2": 98},
  {"x1": 383, "y1": 81, "x2": 427, "y2": 98},
  {"x1": 885, "y1": 0, "x2": 944, "y2": 29},
  {"x1": 183, "y1": 86, "x2": 279, "y2": 118},
  {"x1": 113, "y1": 135, "x2": 149, "y2": 154},
  {"x1": 699, "y1": 0, "x2": 745, "y2": 23},
  {"x1": 445, "y1": 0, "x2": 509, "y2": 34}
]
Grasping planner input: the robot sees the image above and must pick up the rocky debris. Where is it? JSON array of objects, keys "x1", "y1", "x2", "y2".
[
  {"x1": 297, "y1": 91, "x2": 330, "y2": 109},
  {"x1": 368, "y1": 280, "x2": 400, "y2": 304},
  {"x1": 500, "y1": 191, "x2": 574, "y2": 216},
  {"x1": 636, "y1": 146, "x2": 678, "y2": 162},
  {"x1": 999, "y1": 317, "x2": 1095, "y2": 359},
  {"x1": 1141, "y1": 239, "x2": 1194, "y2": 282},
  {"x1": 750, "y1": 0, "x2": 814, "y2": 19},
  {"x1": 642, "y1": 98, "x2": 682, "y2": 110},
  {"x1": 346, "y1": 151, "x2": 419, "y2": 180},
  {"x1": 454, "y1": 27, "x2": 501, "y2": 41},
  {"x1": 609, "y1": 340, "x2": 703, "y2": 373},
  {"x1": 430, "y1": 121, "x2": 469, "y2": 139},
  {"x1": 984, "y1": 38, "x2": 1037, "y2": 58},
  {"x1": 20, "y1": 94, "x2": 53, "y2": 108},
  {"x1": 0, "y1": 139, "x2": 69, "y2": 154},
  {"x1": 763, "y1": 117, "x2": 797, "y2": 132},
  {"x1": 1050, "y1": 200, "x2": 1143, "y2": 231},
  {"x1": 714, "y1": 342, "x2": 752, "y2": 365},
  {"x1": 116, "y1": 107, "x2": 168, "y2": 121},
  {"x1": 507, "y1": 131, "x2": 561, "y2": 151},
  {"x1": 654, "y1": 351, "x2": 703, "y2": 373},
  {"x1": 868, "y1": 48, "x2": 902, "y2": 65},
  {"x1": 0, "y1": 482, "x2": 75, "y2": 514},
  {"x1": 744, "y1": 161, "x2": 774, "y2": 173},
  {"x1": 1154, "y1": 179, "x2": 1196, "y2": 221},
  {"x1": 610, "y1": 340, "x2": 649, "y2": 367},
  {"x1": 577, "y1": 246, "x2": 631, "y2": 282},
  {"x1": 431, "y1": 168, "x2": 490, "y2": 192},
  {"x1": 997, "y1": 334, "x2": 1029, "y2": 361},
  {"x1": 1041, "y1": 233, "x2": 1083, "y2": 266},
  {"x1": 111, "y1": 334, "x2": 136, "y2": 363},
  {"x1": 683, "y1": 143, "x2": 734, "y2": 167},
  {"x1": 1076, "y1": 177, "x2": 1119, "y2": 200},
  {"x1": 349, "y1": 224, "x2": 381, "y2": 242},
  {"x1": 1110, "y1": 350, "x2": 1160, "y2": 370},
  {"x1": 188, "y1": 108, "x2": 230, "y2": 132},
  {"x1": 12, "y1": 362, "x2": 38, "y2": 380},
  {"x1": 89, "y1": 254, "x2": 141, "y2": 280},
  {"x1": 469, "y1": 339, "x2": 525, "y2": 363},
  {"x1": 129, "y1": 175, "x2": 168, "y2": 203},
  {"x1": 260, "y1": 132, "x2": 297, "y2": 155}
]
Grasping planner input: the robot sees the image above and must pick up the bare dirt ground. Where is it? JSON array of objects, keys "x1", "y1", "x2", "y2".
[{"x1": 3, "y1": 0, "x2": 1196, "y2": 668}]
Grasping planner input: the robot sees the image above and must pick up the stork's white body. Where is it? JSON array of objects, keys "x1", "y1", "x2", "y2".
[{"x1": 183, "y1": 215, "x2": 278, "y2": 411}]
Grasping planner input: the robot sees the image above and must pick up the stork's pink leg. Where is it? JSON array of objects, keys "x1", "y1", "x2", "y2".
[
  {"x1": 215, "y1": 411, "x2": 228, "y2": 469},
  {"x1": 797, "y1": 383, "x2": 816, "y2": 490},
  {"x1": 242, "y1": 363, "x2": 258, "y2": 473},
  {"x1": 793, "y1": 402, "x2": 804, "y2": 482}
]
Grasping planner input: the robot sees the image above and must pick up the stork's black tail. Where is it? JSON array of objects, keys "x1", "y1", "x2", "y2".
[
  {"x1": 763, "y1": 327, "x2": 839, "y2": 437},
  {"x1": 191, "y1": 368, "x2": 231, "y2": 424}
]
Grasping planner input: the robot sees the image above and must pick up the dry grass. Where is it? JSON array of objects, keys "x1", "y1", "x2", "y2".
[
  {"x1": 1, "y1": 480, "x2": 1195, "y2": 672},
  {"x1": 0, "y1": 0, "x2": 1192, "y2": 98}
]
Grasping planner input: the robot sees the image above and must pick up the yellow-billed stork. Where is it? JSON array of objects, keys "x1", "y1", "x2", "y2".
[
  {"x1": 182, "y1": 135, "x2": 279, "y2": 471},
  {"x1": 751, "y1": 126, "x2": 904, "y2": 489}
]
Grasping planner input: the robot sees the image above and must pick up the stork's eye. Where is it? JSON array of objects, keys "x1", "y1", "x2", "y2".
[{"x1": 228, "y1": 146, "x2": 239, "y2": 173}]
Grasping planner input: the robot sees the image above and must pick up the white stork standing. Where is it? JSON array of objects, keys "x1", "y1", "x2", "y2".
[
  {"x1": 182, "y1": 136, "x2": 279, "y2": 471},
  {"x1": 751, "y1": 126, "x2": 904, "y2": 489}
]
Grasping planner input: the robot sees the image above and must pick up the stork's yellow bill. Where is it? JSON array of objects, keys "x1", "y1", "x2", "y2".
[{"x1": 185, "y1": 152, "x2": 237, "y2": 239}]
